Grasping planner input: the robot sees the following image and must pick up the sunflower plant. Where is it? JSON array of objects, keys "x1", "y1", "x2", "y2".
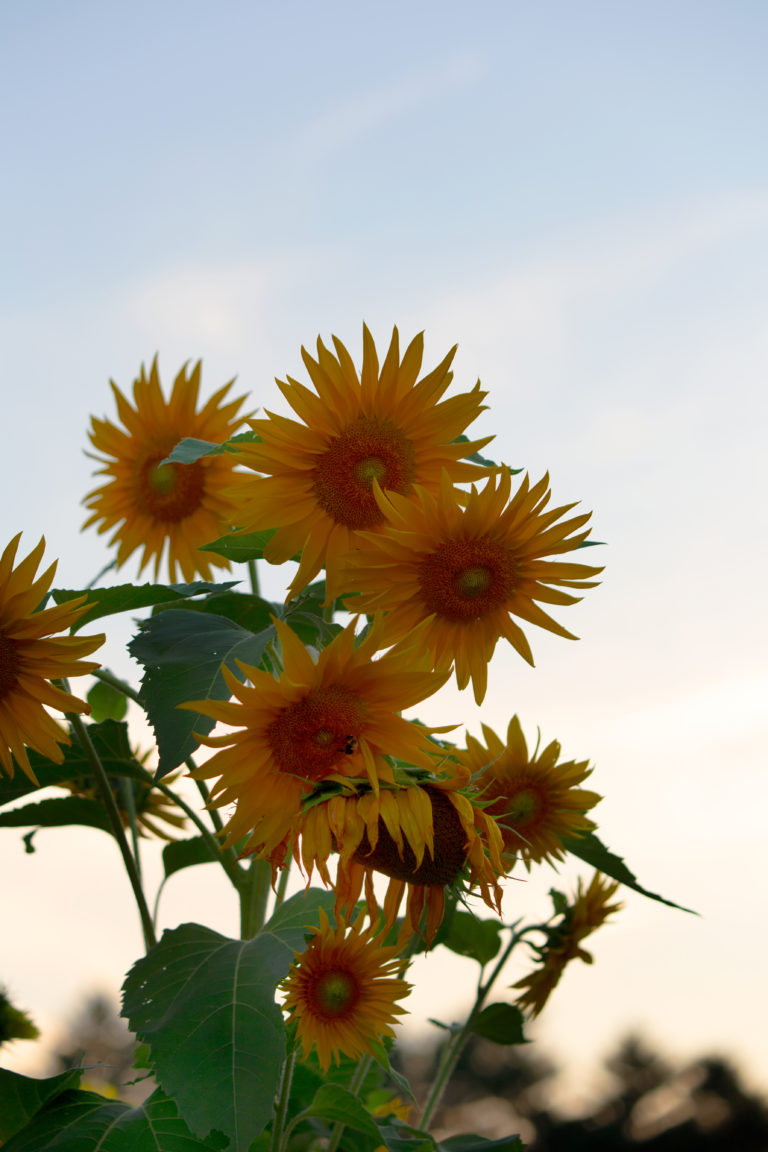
[{"x1": 0, "y1": 332, "x2": 690, "y2": 1152}]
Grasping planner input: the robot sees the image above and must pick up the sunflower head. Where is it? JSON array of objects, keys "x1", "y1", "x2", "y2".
[
  {"x1": 282, "y1": 908, "x2": 411, "y2": 1072},
  {"x1": 344, "y1": 467, "x2": 603, "y2": 703},
  {"x1": 0, "y1": 988, "x2": 39, "y2": 1046},
  {"x1": 83, "y1": 357, "x2": 249, "y2": 583},
  {"x1": 460, "y1": 715, "x2": 601, "y2": 868},
  {"x1": 514, "y1": 873, "x2": 622, "y2": 1016},
  {"x1": 0, "y1": 534, "x2": 104, "y2": 780},
  {"x1": 229, "y1": 325, "x2": 494, "y2": 598}
]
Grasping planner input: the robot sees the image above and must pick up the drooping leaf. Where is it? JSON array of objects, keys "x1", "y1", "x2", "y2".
[
  {"x1": 0, "y1": 1068, "x2": 82, "y2": 1142},
  {"x1": 1, "y1": 1086, "x2": 228, "y2": 1151},
  {"x1": 128, "y1": 609, "x2": 275, "y2": 777},
  {"x1": 51, "y1": 581, "x2": 239, "y2": 632},
  {"x1": 438, "y1": 1134, "x2": 524, "y2": 1152},
  {"x1": 0, "y1": 797, "x2": 112, "y2": 835},
  {"x1": 87, "y1": 677, "x2": 128, "y2": 723},
  {"x1": 121, "y1": 890, "x2": 335, "y2": 1152},
  {"x1": 562, "y1": 832, "x2": 697, "y2": 913},
  {"x1": 162, "y1": 835, "x2": 218, "y2": 880},
  {"x1": 199, "y1": 529, "x2": 278, "y2": 563},
  {"x1": 469, "y1": 1003, "x2": 527, "y2": 1046},
  {"x1": 435, "y1": 911, "x2": 502, "y2": 967}
]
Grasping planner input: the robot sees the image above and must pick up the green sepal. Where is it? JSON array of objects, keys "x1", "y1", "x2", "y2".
[
  {"x1": 128, "y1": 609, "x2": 275, "y2": 777},
  {"x1": 51, "y1": 581, "x2": 239, "y2": 632},
  {"x1": 0, "y1": 1068, "x2": 82, "y2": 1143},
  {"x1": 562, "y1": 832, "x2": 697, "y2": 913},
  {"x1": 469, "y1": 1003, "x2": 527, "y2": 1046}
]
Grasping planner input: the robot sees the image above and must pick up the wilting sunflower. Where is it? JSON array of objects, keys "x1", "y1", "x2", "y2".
[
  {"x1": 231, "y1": 325, "x2": 492, "y2": 599},
  {"x1": 0, "y1": 535, "x2": 104, "y2": 781},
  {"x1": 459, "y1": 715, "x2": 601, "y2": 868},
  {"x1": 83, "y1": 357, "x2": 248, "y2": 583},
  {"x1": 343, "y1": 467, "x2": 603, "y2": 703},
  {"x1": 514, "y1": 872, "x2": 622, "y2": 1017},
  {"x1": 298, "y1": 779, "x2": 505, "y2": 945},
  {"x1": 282, "y1": 908, "x2": 411, "y2": 1072},
  {"x1": 184, "y1": 617, "x2": 450, "y2": 860}
]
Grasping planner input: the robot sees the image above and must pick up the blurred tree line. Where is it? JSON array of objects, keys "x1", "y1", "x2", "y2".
[{"x1": 43, "y1": 995, "x2": 768, "y2": 1150}]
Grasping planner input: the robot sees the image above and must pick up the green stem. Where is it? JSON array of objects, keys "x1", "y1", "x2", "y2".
[
  {"x1": 120, "y1": 777, "x2": 143, "y2": 888},
  {"x1": 239, "y1": 857, "x2": 272, "y2": 938},
  {"x1": 270, "y1": 1048, "x2": 296, "y2": 1152},
  {"x1": 272, "y1": 852, "x2": 292, "y2": 911},
  {"x1": 66, "y1": 710, "x2": 156, "y2": 950},
  {"x1": 419, "y1": 928, "x2": 522, "y2": 1128},
  {"x1": 322, "y1": 597, "x2": 336, "y2": 624},
  {"x1": 151, "y1": 777, "x2": 243, "y2": 890},
  {"x1": 248, "y1": 558, "x2": 260, "y2": 596},
  {"x1": 327, "y1": 1055, "x2": 373, "y2": 1152}
]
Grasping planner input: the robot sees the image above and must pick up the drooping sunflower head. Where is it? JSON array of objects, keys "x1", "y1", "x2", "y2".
[
  {"x1": 0, "y1": 534, "x2": 104, "y2": 780},
  {"x1": 282, "y1": 908, "x2": 411, "y2": 1072},
  {"x1": 230, "y1": 325, "x2": 493, "y2": 598},
  {"x1": 185, "y1": 616, "x2": 451, "y2": 861},
  {"x1": 83, "y1": 357, "x2": 249, "y2": 583},
  {"x1": 513, "y1": 872, "x2": 622, "y2": 1017},
  {"x1": 460, "y1": 715, "x2": 601, "y2": 869},
  {"x1": 343, "y1": 467, "x2": 604, "y2": 703}
]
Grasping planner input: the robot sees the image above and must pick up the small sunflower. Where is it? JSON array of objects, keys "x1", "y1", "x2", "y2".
[
  {"x1": 231, "y1": 325, "x2": 492, "y2": 599},
  {"x1": 459, "y1": 715, "x2": 601, "y2": 868},
  {"x1": 343, "y1": 467, "x2": 603, "y2": 703},
  {"x1": 184, "y1": 617, "x2": 450, "y2": 860},
  {"x1": 0, "y1": 535, "x2": 104, "y2": 780},
  {"x1": 282, "y1": 908, "x2": 411, "y2": 1072},
  {"x1": 83, "y1": 357, "x2": 248, "y2": 583},
  {"x1": 514, "y1": 873, "x2": 622, "y2": 1017},
  {"x1": 308, "y1": 780, "x2": 505, "y2": 945}
]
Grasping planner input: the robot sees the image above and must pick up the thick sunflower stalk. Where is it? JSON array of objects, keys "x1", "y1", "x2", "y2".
[{"x1": 0, "y1": 332, "x2": 687, "y2": 1152}]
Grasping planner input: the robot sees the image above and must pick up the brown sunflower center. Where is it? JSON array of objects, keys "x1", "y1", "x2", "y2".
[
  {"x1": 312, "y1": 416, "x2": 416, "y2": 530},
  {"x1": 267, "y1": 685, "x2": 368, "y2": 781},
  {"x1": 353, "y1": 787, "x2": 468, "y2": 887},
  {"x1": 135, "y1": 452, "x2": 206, "y2": 524},
  {"x1": 418, "y1": 537, "x2": 516, "y2": 621},
  {"x1": 0, "y1": 631, "x2": 20, "y2": 700},
  {"x1": 309, "y1": 968, "x2": 360, "y2": 1020}
]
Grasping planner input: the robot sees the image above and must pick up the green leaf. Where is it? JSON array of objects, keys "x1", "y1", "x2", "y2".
[
  {"x1": 51, "y1": 581, "x2": 239, "y2": 632},
  {"x1": 0, "y1": 797, "x2": 112, "y2": 834},
  {"x1": 162, "y1": 437, "x2": 231, "y2": 463},
  {"x1": 375, "y1": 1123, "x2": 437, "y2": 1152},
  {"x1": 1, "y1": 1086, "x2": 228, "y2": 1151},
  {"x1": 199, "y1": 529, "x2": 277, "y2": 563},
  {"x1": 162, "y1": 835, "x2": 218, "y2": 880},
  {"x1": 154, "y1": 590, "x2": 274, "y2": 634},
  {"x1": 435, "y1": 912, "x2": 502, "y2": 967},
  {"x1": 128, "y1": 609, "x2": 275, "y2": 777},
  {"x1": 562, "y1": 832, "x2": 697, "y2": 914},
  {"x1": 0, "y1": 719, "x2": 148, "y2": 810},
  {"x1": 470, "y1": 1003, "x2": 527, "y2": 1046},
  {"x1": 87, "y1": 677, "x2": 128, "y2": 723},
  {"x1": 121, "y1": 892, "x2": 334, "y2": 1152},
  {"x1": 0, "y1": 1068, "x2": 82, "y2": 1142},
  {"x1": 439, "y1": 1135, "x2": 524, "y2": 1152},
  {"x1": 298, "y1": 1084, "x2": 381, "y2": 1142}
]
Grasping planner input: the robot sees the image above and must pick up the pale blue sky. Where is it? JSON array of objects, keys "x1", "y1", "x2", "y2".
[{"x1": 2, "y1": 0, "x2": 767, "y2": 1106}]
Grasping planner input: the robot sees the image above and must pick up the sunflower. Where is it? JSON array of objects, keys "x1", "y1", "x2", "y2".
[
  {"x1": 83, "y1": 357, "x2": 248, "y2": 583},
  {"x1": 282, "y1": 908, "x2": 411, "y2": 1072},
  {"x1": 459, "y1": 715, "x2": 601, "y2": 868},
  {"x1": 299, "y1": 779, "x2": 505, "y2": 945},
  {"x1": 0, "y1": 535, "x2": 104, "y2": 781},
  {"x1": 183, "y1": 616, "x2": 450, "y2": 860},
  {"x1": 514, "y1": 873, "x2": 622, "y2": 1017},
  {"x1": 0, "y1": 988, "x2": 39, "y2": 1047},
  {"x1": 231, "y1": 325, "x2": 492, "y2": 599},
  {"x1": 343, "y1": 467, "x2": 603, "y2": 703}
]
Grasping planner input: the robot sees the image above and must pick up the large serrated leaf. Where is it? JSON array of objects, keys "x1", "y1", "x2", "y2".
[
  {"x1": 562, "y1": 832, "x2": 697, "y2": 914},
  {"x1": 1, "y1": 1086, "x2": 228, "y2": 1151},
  {"x1": 121, "y1": 890, "x2": 336, "y2": 1152},
  {"x1": 199, "y1": 530, "x2": 278, "y2": 563},
  {"x1": 51, "y1": 581, "x2": 240, "y2": 632},
  {"x1": 0, "y1": 1068, "x2": 82, "y2": 1142},
  {"x1": 128, "y1": 609, "x2": 275, "y2": 777},
  {"x1": 153, "y1": 590, "x2": 274, "y2": 634},
  {"x1": 0, "y1": 796, "x2": 112, "y2": 834}
]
